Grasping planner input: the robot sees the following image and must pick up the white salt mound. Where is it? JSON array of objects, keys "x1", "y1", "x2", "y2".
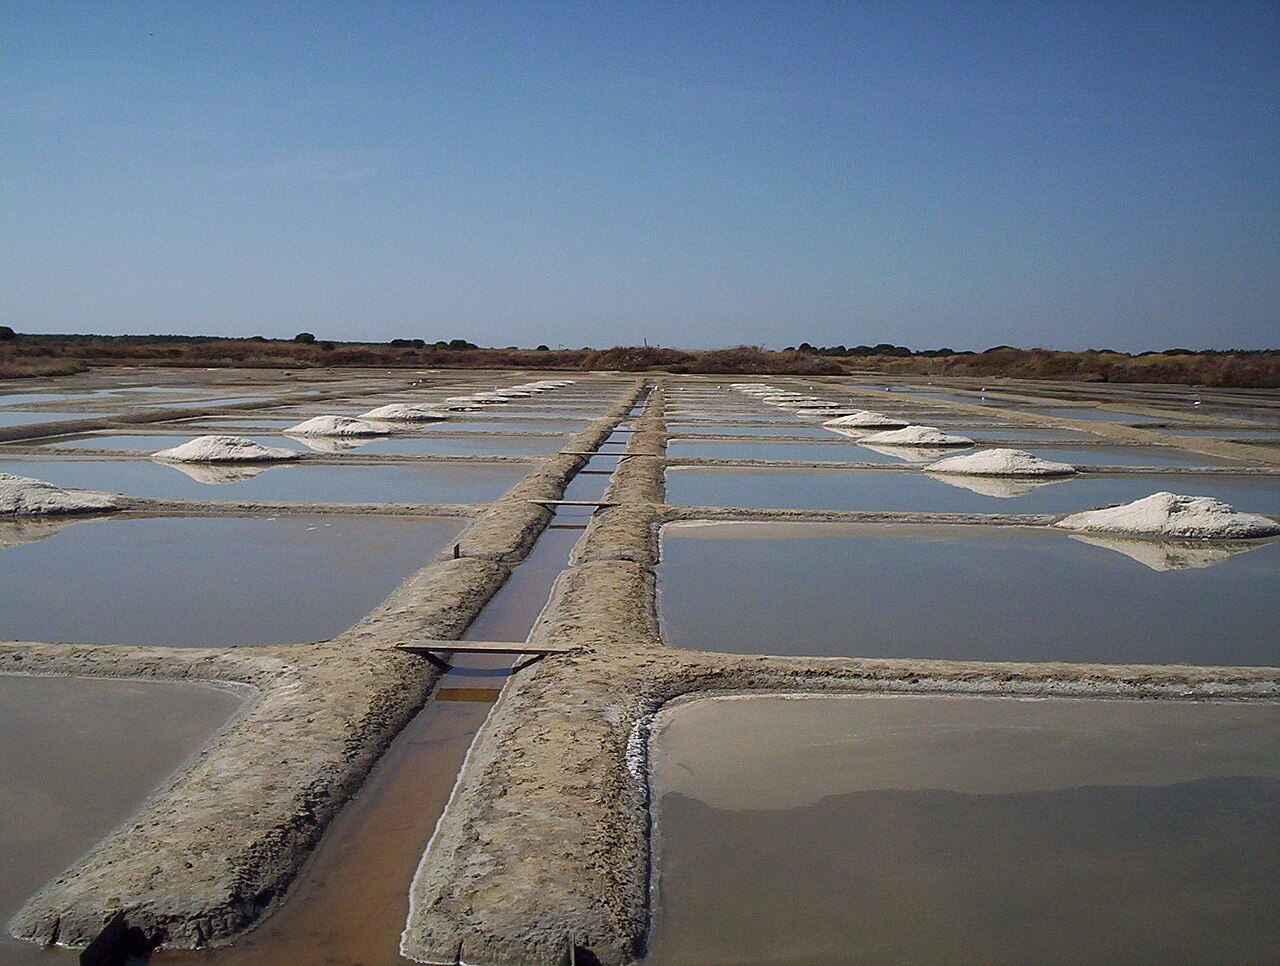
[
  {"x1": 152, "y1": 435, "x2": 300, "y2": 463},
  {"x1": 0, "y1": 472, "x2": 119, "y2": 516},
  {"x1": 358, "y1": 404, "x2": 448, "y2": 421},
  {"x1": 1055, "y1": 491, "x2": 1280, "y2": 539},
  {"x1": 857, "y1": 425, "x2": 974, "y2": 447},
  {"x1": 925, "y1": 448, "x2": 1076, "y2": 477},
  {"x1": 823, "y1": 411, "x2": 906, "y2": 428},
  {"x1": 283, "y1": 415, "x2": 389, "y2": 437}
]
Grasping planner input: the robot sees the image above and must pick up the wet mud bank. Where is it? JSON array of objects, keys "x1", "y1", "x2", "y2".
[
  {"x1": 401, "y1": 379, "x2": 1280, "y2": 966},
  {"x1": 3, "y1": 381, "x2": 646, "y2": 952}
]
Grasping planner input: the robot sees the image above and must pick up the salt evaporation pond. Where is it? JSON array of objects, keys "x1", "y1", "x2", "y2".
[
  {"x1": 665, "y1": 466, "x2": 1280, "y2": 515},
  {"x1": 0, "y1": 514, "x2": 466, "y2": 647},
  {"x1": 958, "y1": 427, "x2": 1097, "y2": 441},
  {"x1": 0, "y1": 675, "x2": 246, "y2": 964},
  {"x1": 184, "y1": 417, "x2": 306, "y2": 428},
  {"x1": 669, "y1": 423, "x2": 836, "y2": 438},
  {"x1": 659, "y1": 523, "x2": 1280, "y2": 665},
  {"x1": 0, "y1": 411, "x2": 115, "y2": 428},
  {"x1": 42, "y1": 433, "x2": 312, "y2": 452},
  {"x1": 669, "y1": 440, "x2": 915, "y2": 463},
  {"x1": 336, "y1": 434, "x2": 566, "y2": 456},
  {"x1": 644, "y1": 694, "x2": 1280, "y2": 966},
  {"x1": 0, "y1": 458, "x2": 530, "y2": 504},
  {"x1": 1023, "y1": 407, "x2": 1167, "y2": 423}
]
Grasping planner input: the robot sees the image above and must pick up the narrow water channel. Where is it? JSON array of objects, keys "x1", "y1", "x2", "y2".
[{"x1": 151, "y1": 437, "x2": 632, "y2": 965}]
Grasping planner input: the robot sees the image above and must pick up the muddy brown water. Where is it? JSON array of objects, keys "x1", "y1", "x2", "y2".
[
  {"x1": 152, "y1": 505, "x2": 590, "y2": 965},
  {"x1": 644, "y1": 694, "x2": 1280, "y2": 966},
  {"x1": 0, "y1": 676, "x2": 247, "y2": 965},
  {"x1": 659, "y1": 522, "x2": 1280, "y2": 666},
  {"x1": 0, "y1": 515, "x2": 467, "y2": 647}
]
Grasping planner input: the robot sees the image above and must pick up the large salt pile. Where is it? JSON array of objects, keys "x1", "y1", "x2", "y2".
[
  {"x1": 358, "y1": 404, "x2": 448, "y2": 421},
  {"x1": 152, "y1": 435, "x2": 301, "y2": 462},
  {"x1": 1055, "y1": 492, "x2": 1280, "y2": 539},
  {"x1": 283, "y1": 415, "x2": 389, "y2": 437},
  {"x1": 823, "y1": 411, "x2": 907, "y2": 429},
  {"x1": 925, "y1": 448, "x2": 1076, "y2": 477},
  {"x1": 0, "y1": 472, "x2": 119, "y2": 516},
  {"x1": 857, "y1": 425, "x2": 974, "y2": 447}
]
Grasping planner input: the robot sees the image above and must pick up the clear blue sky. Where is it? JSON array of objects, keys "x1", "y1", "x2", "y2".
[{"x1": 3, "y1": 1, "x2": 1277, "y2": 350}]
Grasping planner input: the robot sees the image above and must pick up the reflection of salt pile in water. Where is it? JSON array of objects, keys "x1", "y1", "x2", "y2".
[
  {"x1": 283, "y1": 415, "x2": 389, "y2": 437},
  {"x1": 293, "y1": 435, "x2": 369, "y2": 454},
  {"x1": 822, "y1": 411, "x2": 908, "y2": 430},
  {"x1": 0, "y1": 515, "x2": 85, "y2": 549},
  {"x1": 152, "y1": 434, "x2": 300, "y2": 462},
  {"x1": 358, "y1": 404, "x2": 447, "y2": 422},
  {"x1": 160, "y1": 462, "x2": 274, "y2": 484},
  {"x1": 1055, "y1": 492, "x2": 1280, "y2": 538},
  {"x1": 923, "y1": 473, "x2": 1066, "y2": 498},
  {"x1": 925, "y1": 448, "x2": 1076, "y2": 477},
  {"x1": 0, "y1": 472, "x2": 119, "y2": 516},
  {"x1": 1069, "y1": 533, "x2": 1267, "y2": 571},
  {"x1": 859, "y1": 443, "x2": 958, "y2": 463},
  {"x1": 858, "y1": 425, "x2": 975, "y2": 448}
]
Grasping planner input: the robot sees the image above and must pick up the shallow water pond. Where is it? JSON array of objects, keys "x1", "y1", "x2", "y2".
[
  {"x1": 183, "y1": 417, "x2": 304, "y2": 429},
  {"x1": 0, "y1": 514, "x2": 467, "y2": 646},
  {"x1": 665, "y1": 466, "x2": 1280, "y2": 515},
  {"x1": 0, "y1": 458, "x2": 530, "y2": 504},
  {"x1": 669, "y1": 440, "x2": 908, "y2": 463},
  {"x1": 0, "y1": 411, "x2": 115, "y2": 428},
  {"x1": 40, "y1": 433, "x2": 311, "y2": 453},
  {"x1": 335, "y1": 435, "x2": 565, "y2": 458},
  {"x1": 659, "y1": 522, "x2": 1280, "y2": 665},
  {"x1": 0, "y1": 675, "x2": 245, "y2": 963},
  {"x1": 670, "y1": 423, "x2": 835, "y2": 438},
  {"x1": 1020, "y1": 445, "x2": 1243, "y2": 467},
  {"x1": 1023, "y1": 406, "x2": 1167, "y2": 423},
  {"x1": 645, "y1": 694, "x2": 1280, "y2": 966},
  {"x1": 958, "y1": 427, "x2": 1096, "y2": 441},
  {"x1": 136, "y1": 395, "x2": 275, "y2": 409}
]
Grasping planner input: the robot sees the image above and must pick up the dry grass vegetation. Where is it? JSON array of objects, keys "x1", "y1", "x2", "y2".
[{"x1": 1, "y1": 334, "x2": 1277, "y2": 387}]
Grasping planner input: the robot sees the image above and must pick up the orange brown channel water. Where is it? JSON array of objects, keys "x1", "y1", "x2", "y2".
[{"x1": 155, "y1": 514, "x2": 598, "y2": 966}]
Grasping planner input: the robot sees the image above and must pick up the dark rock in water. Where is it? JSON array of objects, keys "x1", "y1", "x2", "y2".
[{"x1": 80, "y1": 911, "x2": 160, "y2": 966}]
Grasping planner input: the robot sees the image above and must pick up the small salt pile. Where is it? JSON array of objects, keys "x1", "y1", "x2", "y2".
[
  {"x1": 358, "y1": 404, "x2": 448, "y2": 421},
  {"x1": 857, "y1": 425, "x2": 974, "y2": 447},
  {"x1": 152, "y1": 435, "x2": 300, "y2": 462},
  {"x1": 823, "y1": 411, "x2": 906, "y2": 429},
  {"x1": 925, "y1": 448, "x2": 1076, "y2": 477},
  {"x1": 283, "y1": 415, "x2": 390, "y2": 437}
]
